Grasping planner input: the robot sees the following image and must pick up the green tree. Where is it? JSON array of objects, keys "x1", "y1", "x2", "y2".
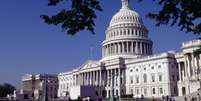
[
  {"x1": 0, "y1": 83, "x2": 15, "y2": 98},
  {"x1": 41, "y1": 0, "x2": 201, "y2": 35}
]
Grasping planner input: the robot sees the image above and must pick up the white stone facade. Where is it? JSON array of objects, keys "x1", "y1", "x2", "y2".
[
  {"x1": 57, "y1": 0, "x2": 201, "y2": 99},
  {"x1": 176, "y1": 40, "x2": 201, "y2": 96},
  {"x1": 20, "y1": 74, "x2": 58, "y2": 100}
]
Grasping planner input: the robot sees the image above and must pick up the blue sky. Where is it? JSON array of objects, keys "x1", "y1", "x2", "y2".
[{"x1": 0, "y1": 0, "x2": 198, "y2": 87}]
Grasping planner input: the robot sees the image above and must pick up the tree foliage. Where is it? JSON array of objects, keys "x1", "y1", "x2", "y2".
[
  {"x1": 41, "y1": 0, "x2": 201, "y2": 35},
  {"x1": 0, "y1": 83, "x2": 15, "y2": 98},
  {"x1": 41, "y1": 0, "x2": 103, "y2": 35},
  {"x1": 144, "y1": 0, "x2": 201, "y2": 34}
]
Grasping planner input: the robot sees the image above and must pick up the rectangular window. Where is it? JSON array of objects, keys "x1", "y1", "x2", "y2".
[
  {"x1": 144, "y1": 88, "x2": 147, "y2": 95},
  {"x1": 152, "y1": 74, "x2": 155, "y2": 82},
  {"x1": 130, "y1": 76, "x2": 133, "y2": 84},
  {"x1": 136, "y1": 76, "x2": 139, "y2": 83},
  {"x1": 159, "y1": 74, "x2": 162, "y2": 82},
  {"x1": 136, "y1": 88, "x2": 139, "y2": 94},
  {"x1": 160, "y1": 88, "x2": 163, "y2": 94},
  {"x1": 130, "y1": 88, "x2": 133, "y2": 94},
  {"x1": 152, "y1": 88, "x2": 156, "y2": 94}
]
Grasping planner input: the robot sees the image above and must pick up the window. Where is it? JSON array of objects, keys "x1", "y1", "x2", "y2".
[
  {"x1": 160, "y1": 88, "x2": 163, "y2": 94},
  {"x1": 136, "y1": 76, "x2": 139, "y2": 83},
  {"x1": 143, "y1": 74, "x2": 147, "y2": 83},
  {"x1": 151, "y1": 66, "x2": 154, "y2": 69},
  {"x1": 152, "y1": 74, "x2": 155, "y2": 82},
  {"x1": 152, "y1": 88, "x2": 156, "y2": 94},
  {"x1": 130, "y1": 88, "x2": 133, "y2": 94},
  {"x1": 144, "y1": 68, "x2": 146, "y2": 70},
  {"x1": 144, "y1": 88, "x2": 147, "y2": 95},
  {"x1": 130, "y1": 69, "x2": 133, "y2": 72},
  {"x1": 116, "y1": 90, "x2": 118, "y2": 96},
  {"x1": 136, "y1": 69, "x2": 138, "y2": 72},
  {"x1": 158, "y1": 65, "x2": 161, "y2": 68},
  {"x1": 136, "y1": 88, "x2": 139, "y2": 94},
  {"x1": 159, "y1": 74, "x2": 162, "y2": 82},
  {"x1": 130, "y1": 76, "x2": 133, "y2": 84}
]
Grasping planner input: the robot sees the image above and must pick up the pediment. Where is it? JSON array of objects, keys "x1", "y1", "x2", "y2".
[{"x1": 78, "y1": 60, "x2": 100, "y2": 70}]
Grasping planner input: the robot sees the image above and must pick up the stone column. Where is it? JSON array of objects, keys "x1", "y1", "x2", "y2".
[
  {"x1": 118, "y1": 68, "x2": 121, "y2": 96},
  {"x1": 94, "y1": 71, "x2": 96, "y2": 85},
  {"x1": 126, "y1": 42, "x2": 129, "y2": 53},
  {"x1": 91, "y1": 71, "x2": 94, "y2": 85},
  {"x1": 95, "y1": 71, "x2": 97, "y2": 85},
  {"x1": 96, "y1": 71, "x2": 99, "y2": 86},
  {"x1": 131, "y1": 41, "x2": 133, "y2": 54},
  {"x1": 185, "y1": 54, "x2": 191, "y2": 78},
  {"x1": 111, "y1": 44, "x2": 113, "y2": 55},
  {"x1": 80, "y1": 73, "x2": 83, "y2": 85},
  {"x1": 114, "y1": 43, "x2": 116, "y2": 55},
  {"x1": 89, "y1": 72, "x2": 91, "y2": 85},
  {"x1": 140, "y1": 42, "x2": 143, "y2": 54},
  {"x1": 107, "y1": 70, "x2": 110, "y2": 86},
  {"x1": 122, "y1": 42, "x2": 125, "y2": 54},
  {"x1": 82, "y1": 73, "x2": 84, "y2": 85},
  {"x1": 78, "y1": 74, "x2": 81, "y2": 85},
  {"x1": 178, "y1": 63, "x2": 181, "y2": 81},
  {"x1": 118, "y1": 43, "x2": 120, "y2": 54},
  {"x1": 106, "y1": 45, "x2": 108, "y2": 56},
  {"x1": 109, "y1": 44, "x2": 112, "y2": 55},
  {"x1": 108, "y1": 44, "x2": 110, "y2": 56},
  {"x1": 141, "y1": 42, "x2": 144, "y2": 54},
  {"x1": 99, "y1": 70, "x2": 102, "y2": 86},
  {"x1": 114, "y1": 69, "x2": 117, "y2": 87},
  {"x1": 120, "y1": 42, "x2": 123, "y2": 53},
  {"x1": 88, "y1": 72, "x2": 90, "y2": 85},
  {"x1": 135, "y1": 41, "x2": 138, "y2": 54},
  {"x1": 84, "y1": 73, "x2": 86, "y2": 85},
  {"x1": 184, "y1": 57, "x2": 188, "y2": 80},
  {"x1": 195, "y1": 54, "x2": 200, "y2": 78},
  {"x1": 144, "y1": 43, "x2": 146, "y2": 54},
  {"x1": 191, "y1": 53, "x2": 196, "y2": 78}
]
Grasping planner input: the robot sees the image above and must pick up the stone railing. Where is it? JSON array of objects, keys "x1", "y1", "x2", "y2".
[{"x1": 182, "y1": 39, "x2": 201, "y2": 48}]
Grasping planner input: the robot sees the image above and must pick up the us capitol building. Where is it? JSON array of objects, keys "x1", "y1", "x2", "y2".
[{"x1": 57, "y1": 0, "x2": 201, "y2": 99}]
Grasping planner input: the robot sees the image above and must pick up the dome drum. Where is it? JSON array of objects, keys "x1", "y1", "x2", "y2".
[{"x1": 102, "y1": 40, "x2": 153, "y2": 58}]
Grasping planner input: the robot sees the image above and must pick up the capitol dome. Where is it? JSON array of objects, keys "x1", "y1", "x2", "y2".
[
  {"x1": 101, "y1": 0, "x2": 153, "y2": 61},
  {"x1": 110, "y1": 7, "x2": 142, "y2": 27}
]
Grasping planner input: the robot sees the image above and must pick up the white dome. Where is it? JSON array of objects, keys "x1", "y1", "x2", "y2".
[
  {"x1": 101, "y1": 0, "x2": 153, "y2": 61},
  {"x1": 109, "y1": 8, "x2": 143, "y2": 27}
]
